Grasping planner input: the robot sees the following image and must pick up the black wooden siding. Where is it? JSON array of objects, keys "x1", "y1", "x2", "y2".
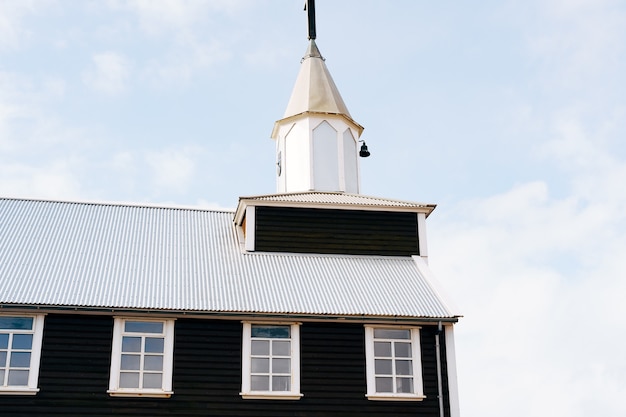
[
  {"x1": 0, "y1": 314, "x2": 450, "y2": 417},
  {"x1": 254, "y1": 206, "x2": 420, "y2": 256}
]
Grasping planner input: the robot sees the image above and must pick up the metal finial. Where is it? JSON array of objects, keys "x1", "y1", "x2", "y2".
[{"x1": 304, "y1": 0, "x2": 316, "y2": 40}]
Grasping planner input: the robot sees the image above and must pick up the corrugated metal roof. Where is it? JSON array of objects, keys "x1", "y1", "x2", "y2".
[
  {"x1": 0, "y1": 197, "x2": 458, "y2": 319},
  {"x1": 240, "y1": 191, "x2": 434, "y2": 209}
]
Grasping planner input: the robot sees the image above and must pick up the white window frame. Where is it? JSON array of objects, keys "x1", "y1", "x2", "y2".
[
  {"x1": 108, "y1": 317, "x2": 175, "y2": 398},
  {"x1": 364, "y1": 326, "x2": 426, "y2": 401},
  {"x1": 240, "y1": 322, "x2": 302, "y2": 400},
  {"x1": 0, "y1": 314, "x2": 45, "y2": 395}
]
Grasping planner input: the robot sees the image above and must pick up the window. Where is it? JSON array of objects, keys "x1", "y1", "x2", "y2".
[
  {"x1": 364, "y1": 326, "x2": 425, "y2": 401},
  {"x1": 108, "y1": 318, "x2": 175, "y2": 397},
  {"x1": 240, "y1": 322, "x2": 302, "y2": 399},
  {"x1": 0, "y1": 314, "x2": 45, "y2": 395}
]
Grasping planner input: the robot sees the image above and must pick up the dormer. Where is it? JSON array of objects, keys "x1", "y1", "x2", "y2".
[{"x1": 234, "y1": 192, "x2": 435, "y2": 259}]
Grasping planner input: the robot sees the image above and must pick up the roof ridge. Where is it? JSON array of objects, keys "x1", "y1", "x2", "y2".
[
  {"x1": 0, "y1": 196, "x2": 235, "y2": 214},
  {"x1": 238, "y1": 191, "x2": 434, "y2": 207}
]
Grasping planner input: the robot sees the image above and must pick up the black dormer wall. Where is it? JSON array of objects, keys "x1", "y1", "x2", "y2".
[{"x1": 254, "y1": 206, "x2": 420, "y2": 256}]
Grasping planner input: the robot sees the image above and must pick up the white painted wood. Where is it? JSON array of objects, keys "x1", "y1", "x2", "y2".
[
  {"x1": 283, "y1": 122, "x2": 312, "y2": 192},
  {"x1": 107, "y1": 317, "x2": 175, "y2": 398},
  {"x1": 28, "y1": 315, "x2": 45, "y2": 392},
  {"x1": 244, "y1": 206, "x2": 256, "y2": 252},
  {"x1": 274, "y1": 115, "x2": 362, "y2": 194},
  {"x1": 364, "y1": 325, "x2": 426, "y2": 401},
  {"x1": 240, "y1": 322, "x2": 302, "y2": 400},
  {"x1": 312, "y1": 121, "x2": 340, "y2": 191},
  {"x1": 445, "y1": 325, "x2": 461, "y2": 417},
  {"x1": 342, "y1": 129, "x2": 359, "y2": 193},
  {"x1": 417, "y1": 212, "x2": 428, "y2": 262},
  {"x1": 0, "y1": 314, "x2": 46, "y2": 395}
]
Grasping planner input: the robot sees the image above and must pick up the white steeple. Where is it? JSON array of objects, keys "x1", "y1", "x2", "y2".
[{"x1": 271, "y1": 15, "x2": 365, "y2": 194}]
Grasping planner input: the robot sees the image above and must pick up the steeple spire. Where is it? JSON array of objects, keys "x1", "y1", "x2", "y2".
[
  {"x1": 278, "y1": 39, "x2": 355, "y2": 121},
  {"x1": 271, "y1": 2, "x2": 364, "y2": 194}
]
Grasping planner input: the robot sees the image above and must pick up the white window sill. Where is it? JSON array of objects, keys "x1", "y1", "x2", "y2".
[
  {"x1": 107, "y1": 389, "x2": 173, "y2": 398},
  {"x1": 0, "y1": 388, "x2": 40, "y2": 396},
  {"x1": 240, "y1": 392, "x2": 303, "y2": 400},
  {"x1": 366, "y1": 393, "x2": 427, "y2": 401}
]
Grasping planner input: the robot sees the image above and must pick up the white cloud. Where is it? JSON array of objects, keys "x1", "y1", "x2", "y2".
[
  {"x1": 0, "y1": 160, "x2": 82, "y2": 199},
  {"x1": 145, "y1": 147, "x2": 197, "y2": 192},
  {"x1": 102, "y1": 0, "x2": 251, "y2": 86},
  {"x1": 432, "y1": 187, "x2": 626, "y2": 415},
  {"x1": 82, "y1": 52, "x2": 131, "y2": 95},
  {"x1": 108, "y1": 0, "x2": 248, "y2": 35},
  {"x1": 430, "y1": 108, "x2": 626, "y2": 416},
  {"x1": 0, "y1": 0, "x2": 39, "y2": 50},
  {"x1": 244, "y1": 43, "x2": 292, "y2": 71},
  {"x1": 193, "y1": 198, "x2": 235, "y2": 211},
  {"x1": 0, "y1": 70, "x2": 71, "y2": 153},
  {"x1": 525, "y1": 0, "x2": 626, "y2": 88},
  {"x1": 141, "y1": 37, "x2": 230, "y2": 86},
  {"x1": 0, "y1": 99, "x2": 20, "y2": 151}
]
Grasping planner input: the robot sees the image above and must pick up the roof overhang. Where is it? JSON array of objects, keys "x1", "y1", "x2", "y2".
[
  {"x1": 234, "y1": 191, "x2": 436, "y2": 225},
  {"x1": 0, "y1": 304, "x2": 460, "y2": 324},
  {"x1": 271, "y1": 111, "x2": 365, "y2": 139}
]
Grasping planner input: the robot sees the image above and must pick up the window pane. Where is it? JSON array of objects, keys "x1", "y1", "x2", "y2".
[
  {"x1": 272, "y1": 340, "x2": 290, "y2": 356},
  {"x1": 143, "y1": 373, "x2": 162, "y2": 389},
  {"x1": 272, "y1": 376, "x2": 290, "y2": 391},
  {"x1": 251, "y1": 375, "x2": 269, "y2": 391},
  {"x1": 8, "y1": 370, "x2": 29, "y2": 386},
  {"x1": 375, "y1": 377, "x2": 393, "y2": 393},
  {"x1": 394, "y1": 342, "x2": 412, "y2": 358},
  {"x1": 125, "y1": 321, "x2": 163, "y2": 334},
  {"x1": 251, "y1": 358, "x2": 269, "y2": 373},
  {"x1": 0, "y1": 334, "x2": 9, "y2": 349},
  {"x1": 0, "y1": 351, "x2": 6, "y2": 367},
  {"x1": 0, "y1": 370, "x2": 4, "y2": 384},
  {"x1": 251, "y1": 340, "x2": 270, "y2": 355},
  {"x1": 397, "y1": 377, "x2": 414, "y2": 393},
  {"x1": 374, "y1": 341, "x2": 391, "y2": 357},
  {"x1": 0, "y1": 317, "x2": 33, "y2": 330},
  {"x1": 144, "y1": 355, "x2": 163, "y2": 371},
  {"x1": 374, "y1": 329, "x2": 410, "y2": 339},
  {"x1": 119, "y1": 372, "x2": 140, "y2": 388},
  {"x1": 9, "y1": 352, "x2": 31, "y2": 368},
  {"x1": 375, "y1": 359, "x2": 392, "y2": 375},
  {"x1": 121, "y1": 336, "x2": 141, "y2": 352},
  {"x1": 396, "y1": 360, "x2": 413, "y2": 376},
  {"x1": 12, "y1": 334, "x2": 33, "y2": 350},
  {"x1": 145, "y1": 337, "x2": 164, "y2": 353},
  {"x1": 272, "y1": 358, "x2": 290, "y2": 373},
  {"x1": 251, "y1": 325, "x2": 290, "y2": 339},
  {"x1": 120, "y1": 354, "x2": 140, "y2": 370}
]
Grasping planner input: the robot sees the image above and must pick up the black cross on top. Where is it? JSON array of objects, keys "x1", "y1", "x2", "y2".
[{"x1": 305, "y1": 0, "x2": 316, "y2": 40}]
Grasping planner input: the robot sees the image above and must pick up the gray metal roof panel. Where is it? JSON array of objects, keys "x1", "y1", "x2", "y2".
[
  {"x1": 234, "y1": 192, "x2": 436, "y2": 225},
  {"x1": 0, "y1": 197, "x2": 456, "y2": 318},
  {"x1": 242, "y1": 192, "x2": 429, "y2": 207}
]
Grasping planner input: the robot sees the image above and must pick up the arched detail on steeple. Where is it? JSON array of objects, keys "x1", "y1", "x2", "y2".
[{"x1": 312, "y1": 121, "x2": 339, "y2": 192}]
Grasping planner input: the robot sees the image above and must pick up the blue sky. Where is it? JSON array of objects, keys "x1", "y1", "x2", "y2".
[{"x1": 2, "y1": 1, "x2": 625, "y2": 416}]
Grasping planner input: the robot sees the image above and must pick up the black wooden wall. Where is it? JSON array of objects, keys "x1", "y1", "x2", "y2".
[
  {"x1": 0, "y1": 314, "x2": 451, "y2": 417},
  {"x1": 254, "y1": 206, "x2": 420, "y2": 256}
]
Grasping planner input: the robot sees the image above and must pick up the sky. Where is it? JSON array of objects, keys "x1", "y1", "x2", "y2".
[{"x1": 1, "y1": 0, "x2": 625, "y2": 416}]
